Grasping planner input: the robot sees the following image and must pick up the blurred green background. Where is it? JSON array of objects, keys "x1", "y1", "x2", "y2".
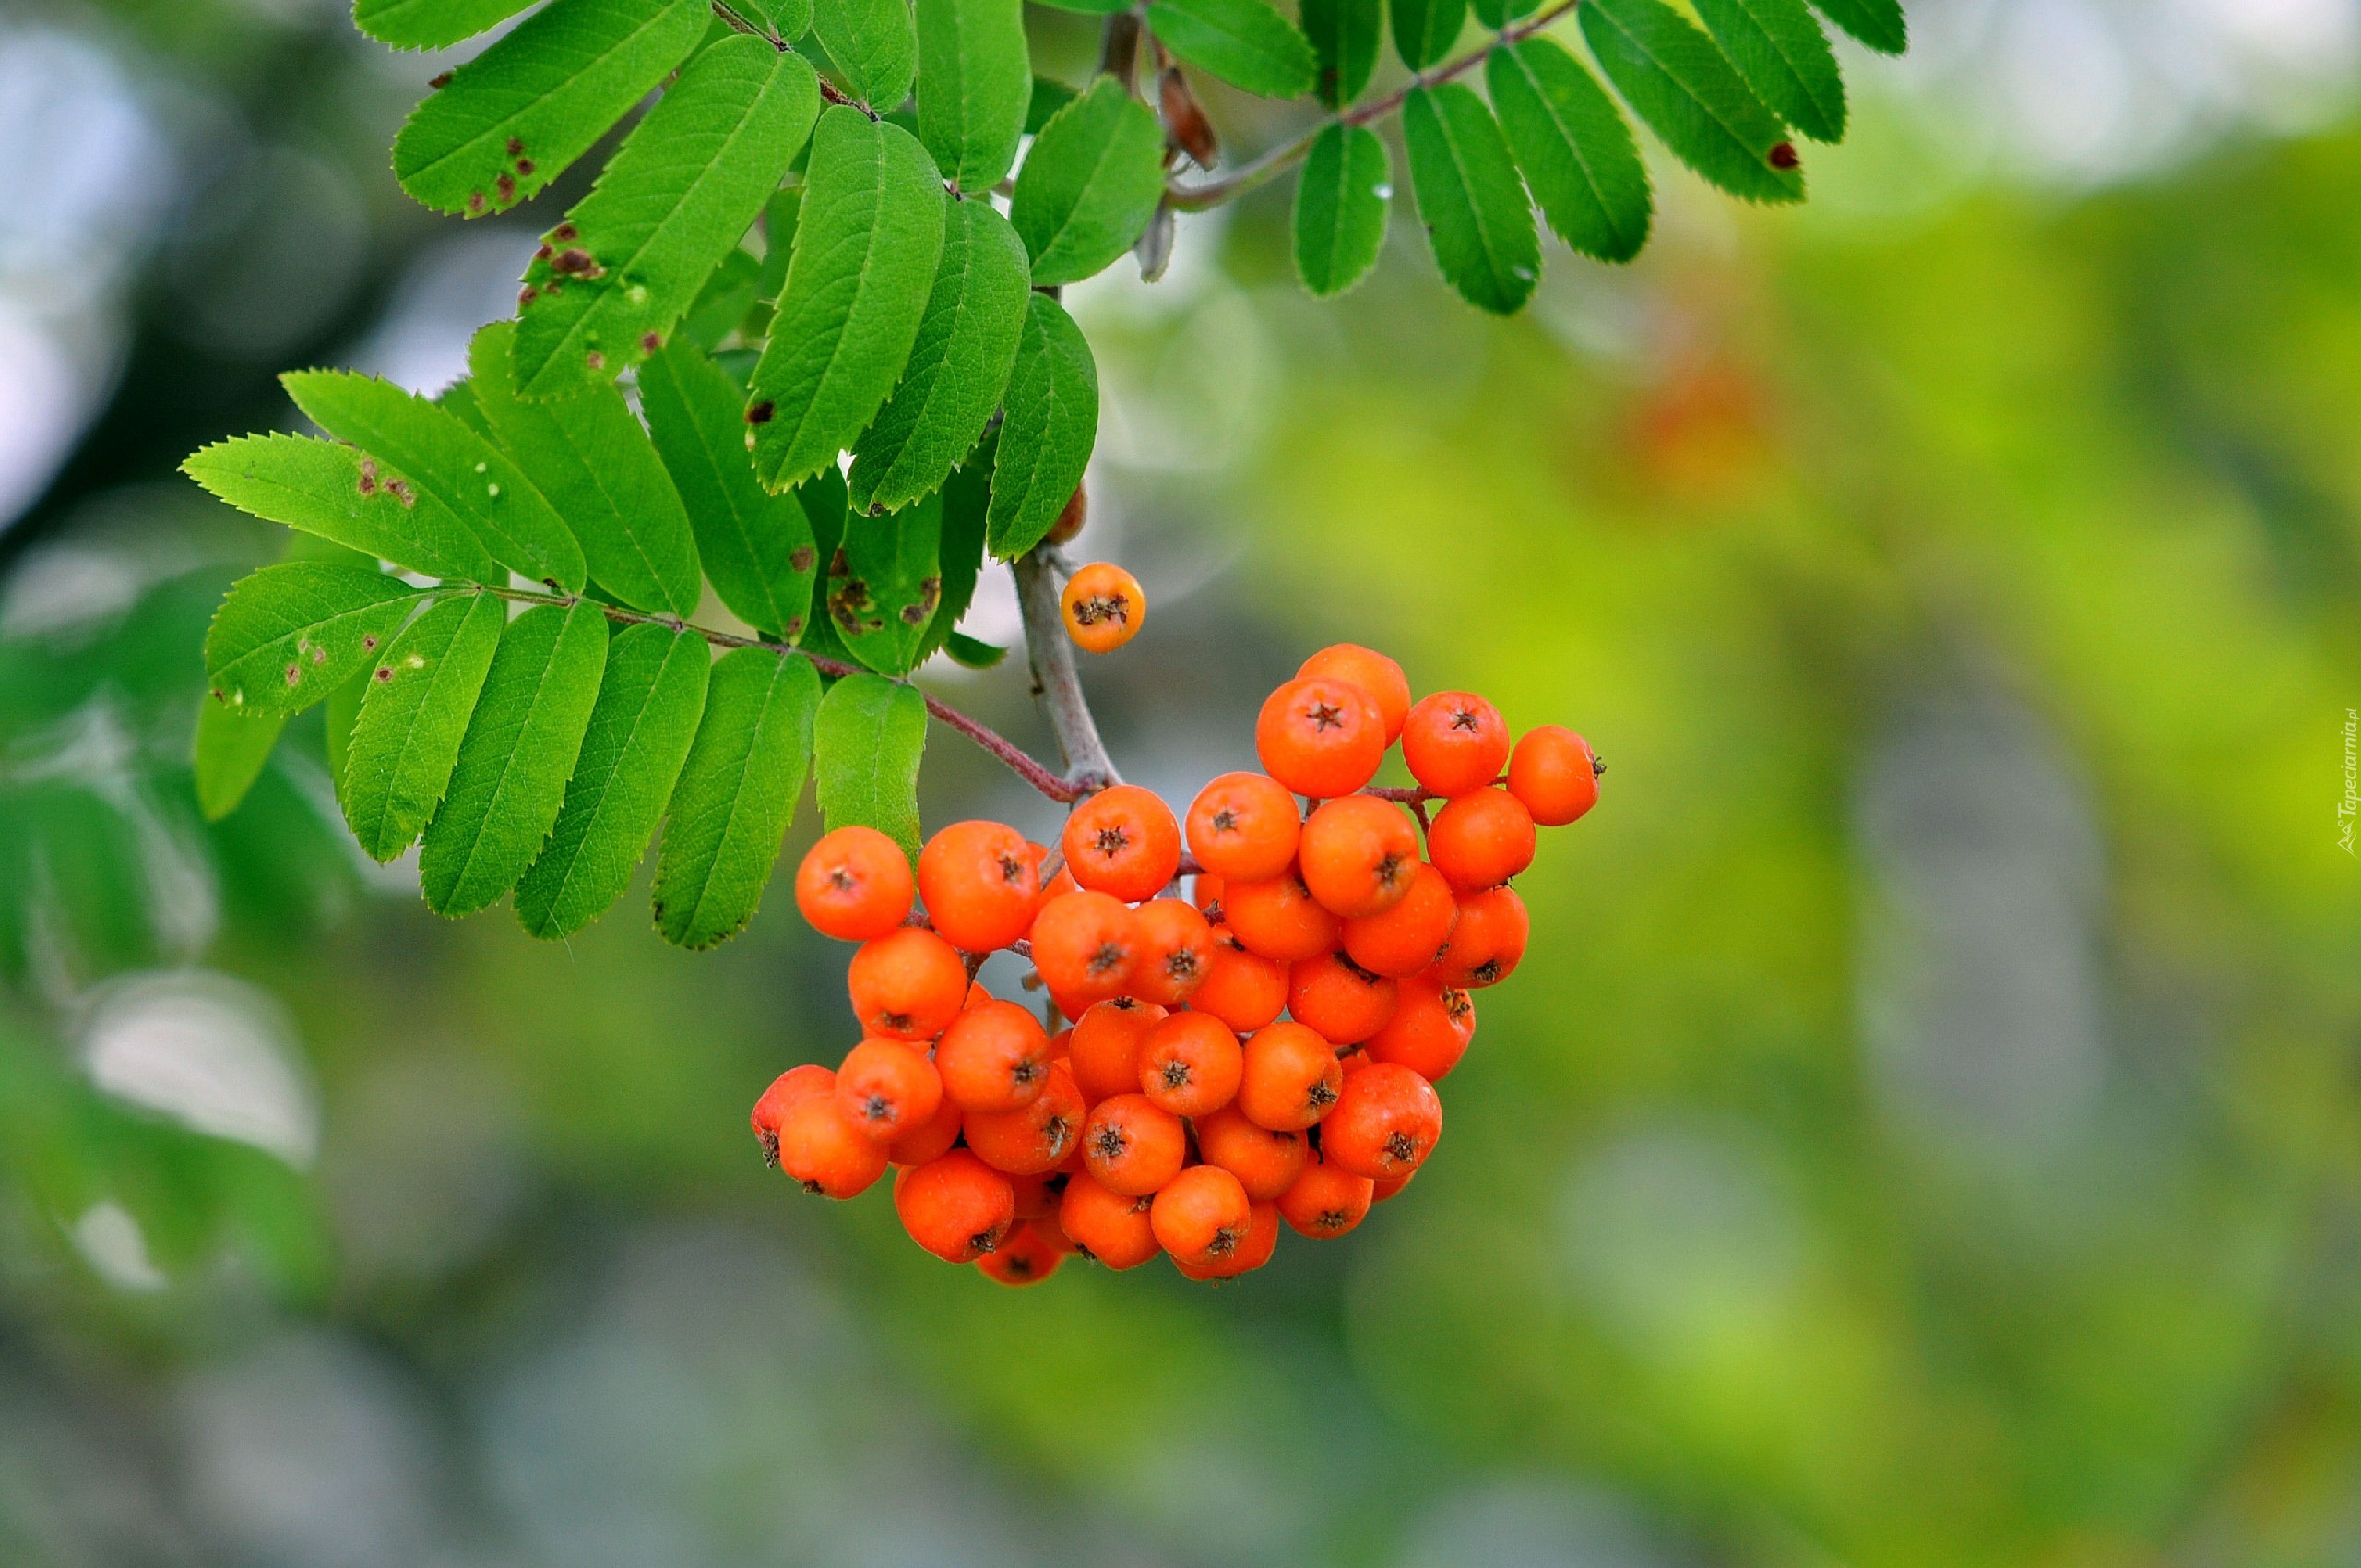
[{"x1": 5, "y1": 1, "x2": 2361, "y2": 1563}]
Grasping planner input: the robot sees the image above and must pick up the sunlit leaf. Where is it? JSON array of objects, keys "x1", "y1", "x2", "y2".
[
  {"x1": 652, "y1": 647, "x2": 819, "y2": 947},
  {"x1": 1145, "y1": 0, "x2": 1317, "y2": 98},
  {"x1": 1692, "y1": 0, "x2": 1845, "y2": 144},
  {"x1": 1402, "y1": 82, "x2": 1540, "y2": 315},
  {"x1": 1581, "y1": 0, "x2": 1803, "y2": 204},
  {"x1": 813, "y1": 671, "x2": 925, "y2": 861},
  {"x1": 341, "y1": 591, "x2": 507, "y2": 861},
  {"x1": 202, "y1": 563, "x2": 423, "y2": 719},
  {"x1": 985, "y1": 292, "x2": 1097, "y2": 558},
  {"x1": 1293, "y1": 121, "x2": 1391, "y2": 297},
  {"x1": 1301, "y1": 0, "x2": 1382, "y2": 108},
  {"x1": 1487, "y1": 38, "x2": 1653, "y2": 263},
  {"x1": 1008, "y1": 78, "x2": 1165, "y2": 285},
  {"x1": 915, "y1": 0, "x2": 1030, "y2": 190},
  {"x1": 182, "y1": 435, "x2": 496, "y2": 584}
]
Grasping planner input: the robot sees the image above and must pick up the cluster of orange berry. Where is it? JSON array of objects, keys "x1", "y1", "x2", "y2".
[{"x1": 750, "y1": 643, "x2": 1599, "y2": 1284}]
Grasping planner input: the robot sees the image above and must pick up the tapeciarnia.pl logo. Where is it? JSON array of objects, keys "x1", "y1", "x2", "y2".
[{"x1": 2341, "y1": 708, "x2": 2357, "y2": 857}]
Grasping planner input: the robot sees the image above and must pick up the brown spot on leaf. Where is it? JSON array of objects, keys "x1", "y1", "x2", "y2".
[
  {"x1": 639, "y1": 331, "x2": 661, "y2": 352},
  {"x1": 552, "y1": 222, "x2": 578, "y2": 242},
  {"x1": 495, "y1": 172, "x2": 516, "y2": 203},
  {"x1": 505, "y1": 136, "x2": 524, "y2": 156},
  {"x1": 516, "y1": 158, "x2": 535, "y2": 175},
  {"x1": 585, "y1": 351, "x2": 604, "y2": 371},
  {"x1": 284, "y1": 663, "x2": 301, "y2": 685},
  {"x1": 374, "y1": 666, "x2": 394, "y2": 683},
  {"x1": 551, "y1": 247, "x2": 601, "y2": 278},
  {"x1": 517, "y1": 285, "x2": 538, "y2": 308},
  {"x1": 362, "y1": 636, "x2": 378, "y2": 651},
  {"x1": 745, "y1": 400, "x2": 775, "y2": 425},
  {"x1": 428, "y1": 70, "x2": 452, "y2": 89},
  {"x1": 467, "y1": 191, "x2": 485, "y2": 214},
  {"x1": 1769, "y1": 141, "x2": 1800, "y2": 171},
  {"x1": 535, "y1": 244, "x2": 552, "y2": 262}
]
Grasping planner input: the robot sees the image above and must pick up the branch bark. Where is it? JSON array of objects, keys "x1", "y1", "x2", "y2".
[{"x1": 1014, "y1": 547, "x2": 1120, "y2": 794}]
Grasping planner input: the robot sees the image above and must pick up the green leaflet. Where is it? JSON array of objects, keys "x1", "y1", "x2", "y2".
[
  {"x1": 182, "y1": 435, "x2": 496, "y2": 583},
  {"x1": 1145, "y1": 0, "x2": 1317, "y2": 98},
  {"x1": 748, "y1": 107, "x2": 948, "y2": 493},
  {"x1": 341, "y1": 592, "x2": 507, "y2": 861},
  {"x1": 1809, "y1": 0, "x2": 1904, "y2": 55},
  {"x1": 439, "y1": 377, "x2": 495, "y2": 440},
  {"x1": 419, "y1": 602, "x2": 610, "y2": 917},
  {"x1": 391, "y1": 0, "x2": 706, "y2": 219},
  {"x1": 1402, "y1": 83, "x2": 1540, "y2": 315},
  {"x1": 793, "y1": 466, "x2": 856, "y2": 663},
  {"x1": 913, "y1": 435, "x2": 991, "y2": 667},
  {"x1": 193, "y1": 704, "x2": 285, "y2": 822},
  {"x1": 1026, "y1": 76, "x2": 1078, "y2": 132},
  {"x1": 1470, "y1": 0, "x2": 1538, "y2": 32},
  {"x1": 829, "y1": 491, "x2": 943, "y2": 675},
  {"x1": 640, "y1": 340, "x2": 820, "y2": 639},
  {"x1": 1692, "y1": 0, "x2": 1845, "y2": 143},
  {"x1": 354, "y1": 0, "x2": 532, "y2": 50},
  {"x1": 469, "y1": 322, "x2": 703, "y2": 616},
  {"x1": 741, "y1": 0, "x2": 815, "y2": 36},
  {"x1": 513, "y1": 38, "x2": 821, "y2": 395},
  {"x1": 682, "y1": 248, "x2": 765, "y2": 350},
  {"x1": 652, "y1": 648, "x2": 820, "y2": 948},
  {"x1": 813, "y1": 671, "x2": 925, "y2": 863},
  {"x1": 1390, "y1": 0, "x2": 1465, "y2": 72},
  {"x1": 915, "y1": 0, "x2": 1030, "y2": 191},
  {"x1": 283, "y1": 370, "x2": 587, "y2": 593},
  {"x1": 756, "y1": 186, "x2": 801, "y2": 302},
  {"x1": 1581, "y1": 0, "x2": 1803, "y2": 204},
  {"x1": 812, "y1": 0, "x2": 919, "y2": 109},
  {"x1": 326, "y1": 671, "x2": 367, "y2": 805},
  {"x1": 1293, "y1": 122, "x2": 1391, "y2": 298},
  {"x1": 1026, "y1": 0, "x2": 1129, "y2": 12},
  {"x1": 1008, "y1": 79, "x2": 1165, "y2": 286},
  {"x1": 1301, "y1": 0, "x2": 1381, "y2": 108},
  {"x1": 202, "y1": 563, "x2": 423, "y2": 719},
  {"x1": 944, "y1": 630, "x2": 1004, "y2": 668},
  {"x1": 1487, "y1": 39, "x2": 1653, "y2": 264},
  {"x1": 985, "y1": 292, "x2": 1097, "y2": 558},
  {"x1": 516, "y1": 624, "x2": 711, "y2": 938},
  {"x1": 846, "y1": 198, "x2": 1029, "y2": 515}
]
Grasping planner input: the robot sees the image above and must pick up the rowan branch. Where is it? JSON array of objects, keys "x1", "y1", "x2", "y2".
[{"x1": 1014, "y1": 547, "x2": 1121, "y2": 794}]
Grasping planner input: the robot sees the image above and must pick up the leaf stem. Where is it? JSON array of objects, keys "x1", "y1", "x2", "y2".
[
  {"x1": 1014, "y1": 547, "x2": 1121, "y2": 794},
  {"x1": 1163, "y1": 0, "x2": 1587, "y2": 212}
]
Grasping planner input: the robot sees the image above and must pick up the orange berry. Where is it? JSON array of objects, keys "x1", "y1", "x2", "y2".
[
  {"x1": 965, "y1": 1062, "x2": 1086, "y2": 1175},
  {"x1": 964, "y1": 980, "x2": 994, "y2": 1010},
  {"x1": 1341, "y1": 861, "x2": 1459, "y2": 978},
  {"x1": 1365, "y1": 970, "x2": 1475, "y2": 1081},
  {"x1": 1223, "y1": 873, "x2": 1340, "y2": 963},
  {"x1": 1237, "y1": 1020, "x2": 1345, "y2": 1131},
  {"x1": 1185, "y1": 772, "x2": 1302, "y2": 883},
  {"x1": 1321, "y1": 1062, "x2": 1442, "y2": 1181},
  {"x1": 1192, "y1": 872, "x2": 1225, "y2": 921},
  {"x1": 1028, "y1": 889, "x2": 1140, "y2": 1004},
  {"x1": 834, "y1": 1039, "x2": 943, "y2": 1143},
  {"x1": 1434, "y1": 885, "x2": 1528, "y2": 988},
  {"x1": 1005, "y1": 1170, "x2": 1059, "y2": 1221},
  {"x1": 1029, "y1": 851, "x2": 1076, "y2": 921},
  {"x1": 1427, "y1": 788, "x2": 1536, "y2": 892},
  {"x1": 1178, "y1": 1199, "x2": 1279, "y2": 1279},
  {"x1": 1050, "y1": 1026, "x2": 1073, "y2": 1059},
  {"x1": 1138, "y1": 1011, "x2": 1244, "y2": 1118},
  {"x1": 1255, "y1": 676, "x2": 1385, "y2": 799},
  {"x1": 1189, "y1": 929, "x2": 1287, "y2": 1032},
  {"x1": 1298, "y1": 643, "x2": 1411, "y2": 743},
  {"x1": 1298, "y1": 794, "x2": 1420, "y2": 918},
  {"x1": 1277, "y1": 1148, "x2": 1376, "y2": 1238},
  {"x1": 794, "y1": 826, "x2": 914, "y2": 941},
  {"x1": 1061, "y1": 784, "x2": 1182, "y2": 902},
  {"x1": 1287, "y1": 951, "x2": 1398, "y2": 1045},
  {"x1": 977, "y1": 1221, "x2": 1067, "y2": 1285},
  {"x1": 776, "y1": 1093, "x2": 890, "y2": 1198},
  {"x1": 1193, "y1": 1103, "x2": 1310, "y2": 1200},
  {"x1": 1149, "y1": 1163, "x2": 1252, "y2": 1267},
  {"x1": 1068, "y1": 997, "x2": 1169, "y2": 1103},
  {"x1": 1061, "y1": 562, "x2": 1145, "y2": 653},
  {"x1": 1044, "y1": 481, "x2": 1087, "y2": 546},
  {"x1": 1079, "y1": 1092, "x2": 1188, "y2": 1196},
  {"x1": 1507, "y1": 724, "x2": 1600, "y2": 826},
  {"x1": 895, "y1": 1149, "x2": 1017, "y2": 1262},
  {"x1": 933, "y1": 999, "x2": 1053, "y2": 1112},
  {"x1": 918, "y1": 819, "x2": 1042, "y2": 952},
  {"x1": 1401, "y1": 691, "x2": 1510, "y2": 799},
  {"x1": 1130, "y1": 897, "x2": 1215, "y2": 1006},
  {"x1": 1372, "y1": 1169, "x2": 1416, "y2": 1202},
  {"x1": 1058, "y1": 1172, "x2": 1161, "y2": 1269},
  {"x1": 886, "y1": 1088, "x2": 965, "y2": 1166},
  {"x1": 846, "y1": 927, "x2": 967, "y2": 1040},
  {"x1": 751, "y1": 1063, "x2": 835, "y2": 1164}
]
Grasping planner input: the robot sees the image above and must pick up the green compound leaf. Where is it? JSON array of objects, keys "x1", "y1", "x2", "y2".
[
  {"x1": 640, "y1": 339, "x2": 820, "y2": 640},
  {"x1": 1293, "y1": 121, "x2": 1391, "y2": 298},
  {"x1": 1402, "y1": 82, "x2": 1540, "y2": 315},
  {"x1": 985, "y1": 292, "x2": 1097, "y2": 558},
  {"x1": 1809, "y1": 0, "x2": 1904, "y2": 55},
  {"x1": 813, "y1": 671, "x2": 925, "y2": 863},
  {"x1": 1390, "y1": 0, "x2": 1465, "y2": 72},
  {"x1": 512, "y1": 37, "x2": 821, "y2": 395},
  {"x1": 829, "y1": 490, "x2": 943, "y2": 675},
  {"x1": 812, "y1": 0, "x2": 918, "y2": 110},
  {"x1": 182, "y1": 435, "x2": 497, "y2": 583},
  {"x1": 1008, "y1": 78, "x2": 1165, "y2": 286},
  {"x1": 846, "y1": 198, "x2": 1028, "y2": 515},
  {"x1": 1301, "y1": 0, "x2": 1382, "y2": 108},
  {"x1": 391, "y1": 0, "x2": 706, "y2": 219},
  {"x1": 194, "y1": 703, "x2": 285, "y2": 823},
  {"x1": 469, "y1": 322, "x2": 703, "y2": 617},
  {"x1": 1487, "y1": 38, "x2": 1653, "y2": 264},
  {"x1": 1581, "y1": 0, "x2": 1803, "y2": 205},
  {"x1": 748, "y1": 106, "x2": 948, "y2": 493},
  {"x1": 516, "y1": 624, "x2": 711, "y2": 938},
  {"x1": 283, "y1": 370, "x2": 587, "y2": 593},
  {"x1": 653, "y1": 648, "x2": 820, "y2": 948},
  {"x1": 1692, "y1": 0, "x2": 1845, "y2": 143},
  {"x1": 914, "y1": 435, "x2": 990, "y2": 667},
  {"x1": 202, "y1": 564, "x2": 423, "y2": 719},
  {"x1": 354, "y1": 0, "x2": 532, "y2": 51},
  {"x1": 419, "y1": 601, "x2": 610, "y2": 917},
  {"x1": 340, "y1": 591, "x2": 507, "y2": 862},
  {"x1": 1145, "y1": 0, "x2": 1317, "y2": 98},
  {"x1": 915, "y1": 0, "x2": 1030, "y2": 192}
]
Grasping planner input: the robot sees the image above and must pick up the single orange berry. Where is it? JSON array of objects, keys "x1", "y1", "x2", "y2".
[
  {"x1": 1427, "y1": 788, "x2": 1536, "y2": 892},
  {"x1": 794, "y1": 826, "x2": 914, "y2": 940},
  {"x1": 894, "y1": 1149, "x2": 1016, "y2": 1262},
  {"x1": 776, "y1": 1093, "x2": 891, "y2": 1198},
  {"x1": 1177, "y1": 1199, "x2": 1279, "y2": 1279},
  {"x1": 1434, "y1": 885, "x2": 1528, "y2": 988},
  {"x1": 1029, "y1": 850, "x2": 1075, "y2": 921},
  {"x1": 1149, "y1": 1163, "x2": 1252, "y2": 1267},
  {"x1": 1365, "y1": 969, "x2": 1475, "y2": 1081},
  {"x1": 1044, "y1": 481, "x2": 1087, "y2": 545},
  {"x1": 1058, "y1": 1172, "x2": 1161, "y2": 1269},
  {"x1": 1027, "y1": 889, "x2": 1140, "y2": 1004},
  {"x1": 1298, "y1": 644, "x2": 1411, "y2": 743},
  {"x1": 1255, "y1": 676, "x2": 1385, "y2": 799},
  {"x1": 1287, "y1": 951, "x2": 1398, "y2": 1045},
  {"x1": 965, "y1": 1061, "x2": 1086, "y2": 1176},
  {"x1": 886, "y1": 1088, "x2": 965, "y2": 1166},
  {"x1": 1507, "y1": 724, "x2": 1600, "y2": 826},
  {"x1": 1276, "y1": 1148, "x2": 1376, "y2": 1238},
  {"x1": 835, "y1": 1039, "x2": 943, "y2": 1144},
  {"x1": 933, "y1": 998, "x2": 1053, "y2": 1113},
  {"x1": 1223, "y1": 873, "x2": 1340, "y2": 964},
  {"x1": 1185, "y1": 772, "x2": 1302, "y2": 883},
  {"x1": 1237, "y1": 1019, "x2": 1346, "y2": 1131},
  {"x1": 751, "y1": 1063, "x2": 835, "y2": 1165},
  {"x1": 1192, "y1": 872, "x2": 1225, "y2": 921},
  {"x1": 1372, "y1": 1169, "x2": 1416, "y2": 1202},
  {"x1": 1068, "y1": 997, "x2": 1169, "y2": 1103},
  {"x1": 1062, "y1": 784, "x2": 1182, "y2": 902},
  {"x1": 1188, "y1": 929, "x2": 1288, "y2": 1033},
  {"x1": 1297, "y1": 795, "x2": 1421, "y2": 918},
  {"x1": 1192, "y1": 1104, "x2": 1309, "y2": 1200},
  {"x1": 977, "y1": 1221, "x2": 1067, "y2": 1285},
  {"x1": 1341, "y1": 861, "x2": 1460, "y2": 978},
  {"x1": 846, "y1": 927, "x2": 967, "y2": 1041},
  {"x1": 1131, "y1": 897, "x2": 1215, "y2": 1006},
  {"x1": 1079, "y1": 1092, "x2": 1188, "y2": 1196},
  {"x1": 1401, "y1": 691, "x2": 1510, "y2": 799},
  {"x1": 1138, "y1": 1010, "x2": 1244, "y2": 1118},
  {"x1": 917, "y1": 819, "x2": 1042, "y2": 952},
  {"x1": 1321, "y1": 1062, "x2": 1442, "y2": 1181},
  {"x1": 1061, "y1": 562, "x2": 1145, "y2": 653}
]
